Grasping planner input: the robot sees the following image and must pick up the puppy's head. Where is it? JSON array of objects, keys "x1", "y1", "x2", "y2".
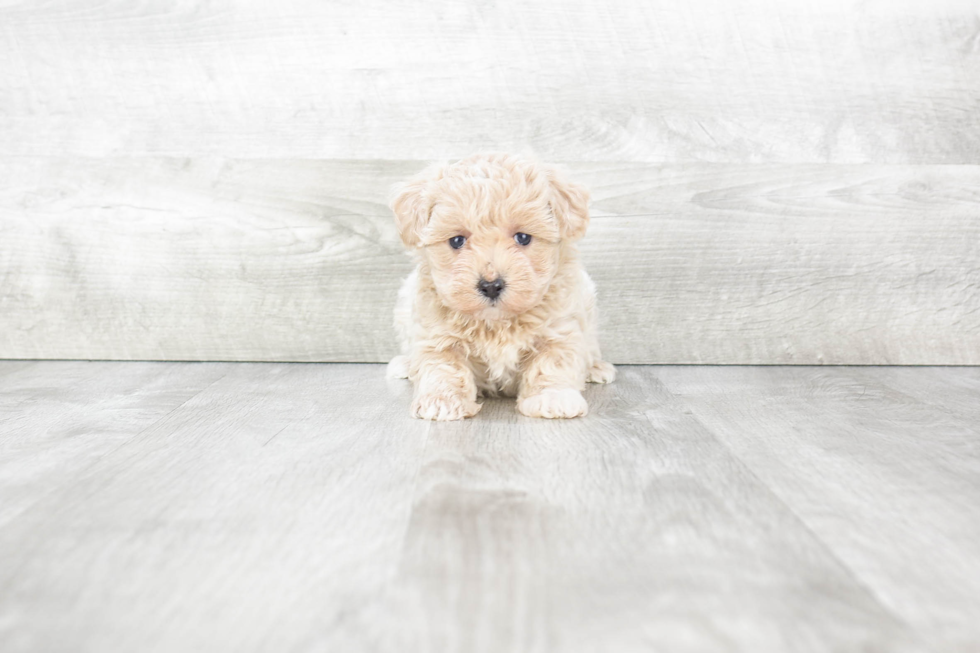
[{"x1": 390, "y1": 153, "x2": 589, "y2": 320}]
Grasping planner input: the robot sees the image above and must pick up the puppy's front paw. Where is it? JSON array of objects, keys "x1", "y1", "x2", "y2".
[
  {"x1": 518, "y1": 388, "x2": 588, "y2": 419},
  {"x1": 588, "y1": 360, "x2": 616, "y2": 384},
  {"x1": 411, "y1": 392, "x2": 482, "y2": 421}
]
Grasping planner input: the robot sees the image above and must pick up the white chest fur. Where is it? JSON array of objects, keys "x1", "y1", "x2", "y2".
[{"x1": 467, "y1": 325, "x2": 530, "y2": 397}]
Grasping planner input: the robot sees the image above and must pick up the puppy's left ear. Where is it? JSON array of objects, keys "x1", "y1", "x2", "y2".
[
  {"x1": 389, "y1": 164, "x2": 444, "y2": 248},
  {"x1": 547, "y1": 168, "x2": 590, "y2": 241}
]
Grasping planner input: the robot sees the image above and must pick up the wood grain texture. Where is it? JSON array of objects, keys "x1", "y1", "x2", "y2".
[
  {"x1": 352, "y1": 369, "x2": 921, "y2": 653},
  {"x1": 1, "y1": 0, "x2": 979, "y2": 163},
  {"x1": 655, "y1": 365, "x2": 980, "y2": 652},
  {"x1": 11, "y1": 363, "x2": 980, "y2": 651},
  {"x1": 2, "y1": 158, "x2": 978, "y2": 363},
  {"x1": 0, "y1": 363, "x2": 430, "y2": 653},
  {"x1": 849, "y1": 366, "x2": 980, "y2": 422},
  {"x1": 0, "y1": 361, "x2": 230, "y2": 527}
]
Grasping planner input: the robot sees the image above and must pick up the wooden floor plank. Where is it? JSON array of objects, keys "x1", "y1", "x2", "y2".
[
  {"x1": 0, "y1": 361, "x2": 230, "y2": 527},
  {"x1": 846, "y1": 366, "x2": 980, "y2": 423},
  {"x1": 0, "y1": 364, "x2": 428, "y2": 653},
  {"x1": 2, "y1": 363, "x2": 978, "y2": 652},
  {"x1": 0, "y1": 362, "x2": 38, "y2": 381},
  {"x1": 655, "y1": 365, "x2": 980, "y2": 652},
  {"x1": 336, "y1": 367, "x2": 921, "y2": 653}
]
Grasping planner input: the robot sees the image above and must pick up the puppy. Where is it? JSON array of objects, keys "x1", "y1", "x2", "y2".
[{"x1": 387, "y1": 153, "x2": 615, "y2": 420}]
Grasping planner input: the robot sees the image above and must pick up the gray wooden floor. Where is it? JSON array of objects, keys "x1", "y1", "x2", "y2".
[{"x1": 1, "y1": 362, "x2": 978, "y2": 653}]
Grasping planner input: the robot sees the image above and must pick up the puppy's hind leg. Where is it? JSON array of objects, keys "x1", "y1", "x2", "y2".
[
  {"x1": 579, "y1": 271, "x2": 615, "y2": 385},
  {"x1": 388, "y1": 268, "x2": 418, "y2": 380},
  {"x1": 587, "y1": 360, "x2": 616, "y2": 384},
  {"x1": 387, "y1": 355, "x2": 410, "y2": 379}
]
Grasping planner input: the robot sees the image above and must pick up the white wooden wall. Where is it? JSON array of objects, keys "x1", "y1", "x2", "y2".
[{"x1": 1, "y1": 0, "x2": 978, "y2": 364}]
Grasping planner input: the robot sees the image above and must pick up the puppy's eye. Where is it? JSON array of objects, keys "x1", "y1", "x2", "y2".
[
  {"x1": 448, "y1": 235, "x2": 466, "y2": 249},
  {"x1": 514, "y1": 232, "x2": 532, "y2": 246}
]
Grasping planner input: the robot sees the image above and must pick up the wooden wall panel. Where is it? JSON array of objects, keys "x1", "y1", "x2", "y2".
[
  {"x1": 1, "y1": 0, "x2": 978, "y2": 163},
  {"x1": 2, "y1": 1, "x2": 978, "y2": 362},
  {"x1": 2, "y1": 158, "x2": 977, "y2": 364}
]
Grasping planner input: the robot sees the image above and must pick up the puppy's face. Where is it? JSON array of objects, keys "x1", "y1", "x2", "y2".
[
  {"x1": 424, "y1": 197, "x2": 560, "y2": 319},
  {"x1": 390, "y1": 154, "x2": 590, "y2": 320}
]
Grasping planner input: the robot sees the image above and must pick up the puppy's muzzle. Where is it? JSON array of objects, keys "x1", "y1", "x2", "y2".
[{"x1": 477, "y1": 277, "x2": 506, "y2": 300}]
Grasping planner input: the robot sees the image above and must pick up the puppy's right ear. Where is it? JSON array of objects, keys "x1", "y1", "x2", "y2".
[{"x1": 389, "y1": 165, "x2": 443, "y2": 248}]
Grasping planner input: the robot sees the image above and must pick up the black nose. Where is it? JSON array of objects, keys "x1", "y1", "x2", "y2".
[{"x1": 477, "y1": 277, "x2": 505, "y2": 300}]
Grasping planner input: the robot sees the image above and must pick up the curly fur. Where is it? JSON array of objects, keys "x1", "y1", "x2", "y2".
[{"x1": 388, "y1": 153, "x2": 614, "y2": 420}]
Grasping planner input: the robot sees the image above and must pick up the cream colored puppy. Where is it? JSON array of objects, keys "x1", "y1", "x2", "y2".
[{"x1": 387, "y1": 153, "x2": 614, "y2": 420}]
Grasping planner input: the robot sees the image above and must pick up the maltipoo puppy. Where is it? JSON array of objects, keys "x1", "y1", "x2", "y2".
[{"x1": 387, "y1": 153, "x2": 615, "y2": 420}]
